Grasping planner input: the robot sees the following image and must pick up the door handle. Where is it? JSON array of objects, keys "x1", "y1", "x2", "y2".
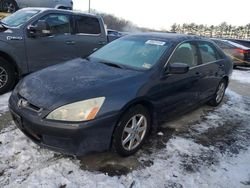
[
  {"x1": 65, "y1": 41, "x2": 76, "y2": 45},
  {"x1": 195, "y1": 72, "x2": 202, "y2": 76},
  {"x1": 219, "y1": 64, "x2": 224, "y2": 67},
  {"x1": 98, "y1": 41, "x2": 106, "y2": 45}
]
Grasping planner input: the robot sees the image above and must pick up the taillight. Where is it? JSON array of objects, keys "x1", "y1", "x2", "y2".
[{"x1": 236, "y1": 48, "x2": 249, "y2": 54}]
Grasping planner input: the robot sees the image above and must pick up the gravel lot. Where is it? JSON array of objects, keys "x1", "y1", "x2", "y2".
[{"x1": 0, "y1": 68, "x2": 250, "y2": 188}]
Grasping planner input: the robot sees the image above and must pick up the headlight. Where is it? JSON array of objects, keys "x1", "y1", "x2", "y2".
[{"x1": 46, "y1": 97, "x2": 105, "y2": 122}]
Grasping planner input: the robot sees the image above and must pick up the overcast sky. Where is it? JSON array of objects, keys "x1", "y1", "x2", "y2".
[{"x1": 73, "y1": 0, "x2": 250, "y2": 30}]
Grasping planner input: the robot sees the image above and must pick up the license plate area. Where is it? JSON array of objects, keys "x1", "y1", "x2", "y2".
[
  {"x1": 10, "y1": 110, "x2": 23, "y2": 129},
  {"x1": 10, "y1": 110, "x2": 42, "y2": 142}
]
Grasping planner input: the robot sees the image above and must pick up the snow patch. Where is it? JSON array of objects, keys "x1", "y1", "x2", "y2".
[
  {"x1": 190, "y1": 89, "x2": 245, "y2": 133},
  {"x1": 232, "y1": 70, "x2": 250, "y2": 84},
  {"x1": 0, "y1": 93, "x2": 10, "y2": 115}
]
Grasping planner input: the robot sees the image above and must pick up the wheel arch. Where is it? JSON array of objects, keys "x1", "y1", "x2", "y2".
[
  {"x1": 222, "y1": 75, "x2": 229, "y2": 87},
  {"x1": 0, "y1": 51, "x2": 20, "y2": 78},
  {"x1": 109, "y1": 98, "x2": 157, "y2": 149}
]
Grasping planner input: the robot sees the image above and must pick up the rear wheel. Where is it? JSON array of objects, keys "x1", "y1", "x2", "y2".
[
  {"x1": 0, "y1": 58, "x2": 16, "y2": 95},
  {"x1": 2, "y1": 0, "x2": 18, "y2": 13},
  {"x1": 208, "y1": 79, "x2": 227, "y2": 107},
  {"x1": 112, "y1": 105, "x2": 151, "y2": 156}
]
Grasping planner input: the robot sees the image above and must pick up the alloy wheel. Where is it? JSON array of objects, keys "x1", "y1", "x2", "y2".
[
  {"x1": 216, "y1": 82, "x2": 225, "y2": 103},
  {"x1": 121, "y1": 114, "x2": 147, "y2": 151}
]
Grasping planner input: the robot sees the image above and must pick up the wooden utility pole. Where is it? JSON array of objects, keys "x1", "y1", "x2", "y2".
[{"x1": 89, "y1": 0, "x2": 91, "y2": 13}]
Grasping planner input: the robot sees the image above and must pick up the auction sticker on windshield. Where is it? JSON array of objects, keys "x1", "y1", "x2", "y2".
[{"x1": 146, "y1": 40, "x2": 166, "y2": 46}]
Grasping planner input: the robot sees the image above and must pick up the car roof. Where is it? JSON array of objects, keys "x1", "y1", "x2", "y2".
[
  {"x1": 21, "y1": 7, "x2": 99, "y2": 18},
  {"x1": 228, "y1": 38, "x2": 250, "y2": 42},
  {"x1": 126, "y1": 32, "x2": 204, "y2": 43},
  {"x1": 212, "y1": 38, "x2": 250, "y2": 49}
]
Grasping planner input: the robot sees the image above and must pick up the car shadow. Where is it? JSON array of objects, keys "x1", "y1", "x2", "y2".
[
  {"x1": 76, "y1": 103, "x2": 215, "y2": 177},
  {"x1": 77, "y1": 126, "x2": 175, "y2": 177}
]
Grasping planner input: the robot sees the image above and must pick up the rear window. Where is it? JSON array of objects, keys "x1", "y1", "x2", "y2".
[
  {"x1": 213, "y1": 40, "x2": 234, "y2": 49},
  {"x1": 233, "y1": 40, "x2": 250, "y2": 48},
  {"x1": 75, "y1": 16, "x2": 101, "y2": 34}
]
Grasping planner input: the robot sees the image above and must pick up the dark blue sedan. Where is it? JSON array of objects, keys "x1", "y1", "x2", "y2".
[{"x1": 9, "y1": 33, "x2": 233, "y2": 156}]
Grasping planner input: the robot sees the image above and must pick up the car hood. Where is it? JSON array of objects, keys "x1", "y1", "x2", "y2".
[{"x1": 18, "y1": 58, "x2": 141, "y2": 109}]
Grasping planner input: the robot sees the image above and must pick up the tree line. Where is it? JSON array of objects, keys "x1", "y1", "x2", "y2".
[
  {"x1": 96, "y1": 11, "x2": 162, "y2": 32},
  {"x1": 93, "y1": 10, "x2": 250, "y2": 40},
  {"x1": 171, "y1": 22, "x2": 250, "y2": 39}
]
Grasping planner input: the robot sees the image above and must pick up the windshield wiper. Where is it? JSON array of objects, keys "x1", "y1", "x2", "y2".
[
  {"x1": 0, "y1": 21, "x2": 8, "y2": 29},
  {"x1": 100, "y1": 61, "x2": 124, "y2": 69}
]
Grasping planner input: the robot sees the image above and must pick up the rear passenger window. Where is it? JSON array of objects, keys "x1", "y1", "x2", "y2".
[
  {"x1": 199, "y1": 42, "x2": 220, "y2": 63},
  {"x1": 75, "y1": 16, "x2": 101, "y2": 34},
  {"x1": 169, "y1": 42, "x2": 199, "y2": 67}
]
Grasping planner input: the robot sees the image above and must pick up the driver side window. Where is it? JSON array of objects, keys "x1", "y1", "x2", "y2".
[
  {"x1": 33, "y1": 14, "x2": 71, "y2": 36},
  {"x1": 169, "y1": 42, "x2": 199, "y2": 67}
]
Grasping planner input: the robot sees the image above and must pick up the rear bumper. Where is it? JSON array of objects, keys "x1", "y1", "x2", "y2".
[{"x1": 9, "y1": 95, "x2": 119, "y2": 156}]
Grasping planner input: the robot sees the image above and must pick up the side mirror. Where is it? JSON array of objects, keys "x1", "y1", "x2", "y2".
[
  {"x1": 27, "y1": 20, "x2": 50, "y2": 38},
  {"x1": 168, "y1": 62, "x2": 189, "y2": 74}
]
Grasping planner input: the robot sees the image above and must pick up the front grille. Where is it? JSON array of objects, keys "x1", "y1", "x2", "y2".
[
  {"x1": 17, "y1": 93, "x2": 42, "y2": 112},
  {"x1": 27, "y1": 102, "x2": 41, "y2": 111}
]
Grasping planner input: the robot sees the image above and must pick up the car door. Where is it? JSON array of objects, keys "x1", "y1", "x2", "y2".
[
  {"x1": 71, "y1": 15, "x2": 108, "y2": 58},
  {"x1": 196, "y1": 41, "x2": 225, "y2": 101},
  {"x1": 157, "y1": 41, "x2": 203, "y2": 118},
  {"x1": 25, "y1": 13, "x2": 76, "y2": 72}
]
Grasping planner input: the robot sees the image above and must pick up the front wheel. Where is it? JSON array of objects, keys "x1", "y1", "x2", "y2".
[
  {"x1": 208, "y1": 79, "x2": 227, "y2": 107},
  {"x1": 112, "y1": 105, "x2": 151, "y2": 156},
  {"x1": 0, "y1": 58, "x2": 16, "y2": 95}
]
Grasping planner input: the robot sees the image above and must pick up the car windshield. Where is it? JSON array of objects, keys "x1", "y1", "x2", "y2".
[
  {"x1": 89, "y1": 37, "x2": 171, "y2": 70},
  {"x1": 1, "y1": 9, "x2": 40, "y2": 27}
]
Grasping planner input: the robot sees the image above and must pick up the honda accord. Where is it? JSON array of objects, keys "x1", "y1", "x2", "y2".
[{"x1": 9, "y1": 33, "x2": 233, "y2": 156}]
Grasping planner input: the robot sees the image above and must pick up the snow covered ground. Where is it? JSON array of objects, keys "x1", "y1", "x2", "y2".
[
  {"x1": 0, "y1": 69, "x2": 250, "y2": 188},
  {"x1": 0, "y1": 93, "x2": 10, "y2": 116},
  {"x1": 232, "y1": 68, "x2": 250, "y2": 84}
]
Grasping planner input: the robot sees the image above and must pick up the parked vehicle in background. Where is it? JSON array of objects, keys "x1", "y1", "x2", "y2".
[
  {"x1": 212, "y1": 38, "x2": 250, "y2": 67},
  {"x1": 0, "y1": 8, "x2": 121, "y2": 94},
  {"x1": 107, "y1": 29, "x2": 123, "y2": 36},
  {"x1": 227, "y1": 38, "x2": 250, "y2": 48},
  {"x1": 9, "y1": 33, "x2": 233, "y2": 156},
  {"x1": 0, "y1": 0, "x2": 73, "y2": 13},
  {"x1": 107, "y1": 29, "x2": 127, "y2": 42}
]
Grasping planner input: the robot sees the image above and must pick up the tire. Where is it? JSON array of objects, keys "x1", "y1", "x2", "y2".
[
  {"x1": 2, "y1": 0, "x2": 18, "y2": 13},
  {"x1": 0, "y1": 58, "x2": 16, "y2": 95},
  {"x1": 208, "y1": 79, "x2": 227, "y2": 107},
  {"x1": 112, "y1": 105, "x2": 151, "y2": 156}
]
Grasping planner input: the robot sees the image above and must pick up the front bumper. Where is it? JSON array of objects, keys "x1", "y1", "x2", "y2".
[{"x1": 9, "y1": 95, "x2": 119, "y2": 156}]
